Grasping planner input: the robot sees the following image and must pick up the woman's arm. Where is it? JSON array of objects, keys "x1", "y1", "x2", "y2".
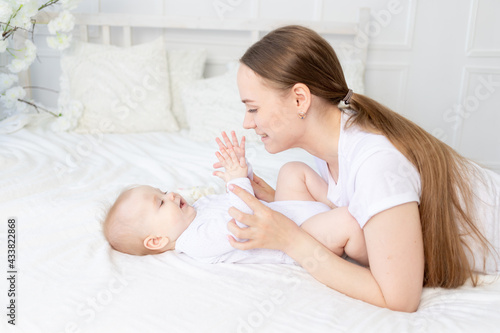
[
  {"x1": 362, "y1": 202, "x2": 424, "y2": 311},
  {"x1": 226, "y1": 184, "x2": 424, "y2": 312}
]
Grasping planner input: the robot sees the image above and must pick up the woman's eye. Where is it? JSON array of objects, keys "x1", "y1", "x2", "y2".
[
  {"x1": 160, "y1": 200, "x2": 164, "y2": 206},
  {"x1": 248, "y1": 109, "x2": 257, "y2": 113}
]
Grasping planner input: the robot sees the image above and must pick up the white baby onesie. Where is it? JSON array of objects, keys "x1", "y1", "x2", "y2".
[{"x1": 175, "y1": 177, "x2": 331, "y2": 264}]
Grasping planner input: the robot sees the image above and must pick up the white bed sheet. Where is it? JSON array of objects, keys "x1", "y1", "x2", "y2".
[{"x1": 1, "y1": 125, "x2": 500, "y2": 333}]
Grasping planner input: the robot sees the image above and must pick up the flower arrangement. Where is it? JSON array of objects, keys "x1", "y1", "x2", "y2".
[{"x1": 0, "y1": 0, "x2": 82, "y2": 133}]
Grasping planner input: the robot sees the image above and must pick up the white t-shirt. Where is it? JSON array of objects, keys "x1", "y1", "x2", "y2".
[
  {"x1": 315, "y1": 110, "x2": 500, "y2": 273},
  {"x1": 315, "y1": 110, "x2": 421, "y2": 228},
  {"x1": 175, "y1": 177, "x2": 331, "y2": 264}
]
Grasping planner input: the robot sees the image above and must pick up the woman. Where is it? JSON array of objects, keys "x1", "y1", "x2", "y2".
[{"x1": 224, "y1": 25, "x2": 500, "y2": 312}]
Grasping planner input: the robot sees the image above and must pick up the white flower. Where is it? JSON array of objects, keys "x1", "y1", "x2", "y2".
[
  {"x1": 0, "y1": 1, "x2": 13, "y2": 22},
  {"x1": 0, "y1": 73, "x2": 18, "y2": 93},
  {"x1": 48, "y1": 10, "x2": 75, "y2": 34},
  {"x1": 6, "y1": 39, "x2": 37, "y2": 72},
  {"x1": 7, "y1": 58, "x2": 29, "y2": 72},
  {"x1": 9, "y1": 0, "x2": 38, "y2": 29},
  {"x1": 59, "y1": 0, "x2": 81, "y2": 11},
  {"x1": 47, "y1": 33, "x2": 72, "y2": 50},
  {"x1": 23, "y1": 39, "x2": 36, "y2": 61},
  {"x1": 64, "y1": 100, "x2": 83, "y2": 118},
  {"x1": 51, "y1": 99, "x2": 83, "y2": 131},
  {"x1": 1, "y1": 1, "x2": 80, "y2": 125},
  {"x1": 0, "y1": 86, "x2": 25, "y2": 109},
  {"x1": 51, "y1": 115, "x2": 73, "y2": 132},
  {"x1": 0, "y1": 39, "x2": 8, "y2": 53}
]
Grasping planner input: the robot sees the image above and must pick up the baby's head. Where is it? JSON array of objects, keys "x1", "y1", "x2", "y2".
[{"x1": 103, "y1": 185, "x2": 196, "y2": 255}]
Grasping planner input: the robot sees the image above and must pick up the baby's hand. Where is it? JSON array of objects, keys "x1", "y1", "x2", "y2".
[
  {"x1": 213, "y1": 146, "x2": 248, "y2": 183},
  {"x1": 213, "y1": 131, "x2": 245, "y2": 170}
]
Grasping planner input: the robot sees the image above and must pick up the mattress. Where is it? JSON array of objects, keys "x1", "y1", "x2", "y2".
[{"x1": 1, "y1": 125, "x2": 500, "y2": 333}]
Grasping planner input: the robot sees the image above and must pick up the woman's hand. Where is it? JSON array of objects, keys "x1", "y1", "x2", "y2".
[
  {"x1": 250, "y1": 173, "x2": 276, "y2": 202},
  {"x1": 226, "y1": 184, "x2": 300, "y2": 252}
]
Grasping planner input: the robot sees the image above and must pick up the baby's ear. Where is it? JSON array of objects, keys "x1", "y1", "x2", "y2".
[{"x1": 143, "y1": 236, "x2": 170, "y2": 251}]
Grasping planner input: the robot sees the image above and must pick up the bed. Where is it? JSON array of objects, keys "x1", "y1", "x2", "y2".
[{"x1": 1, "y1": 8, "x2": 500, "y2": 333}]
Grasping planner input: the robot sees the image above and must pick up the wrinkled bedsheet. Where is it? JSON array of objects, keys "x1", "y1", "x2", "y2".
[{"x1": 1, "y1": 125, "x2": 499, "y2": 333}]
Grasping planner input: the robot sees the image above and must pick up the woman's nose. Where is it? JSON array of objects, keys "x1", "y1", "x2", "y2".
[{"x1": 243, "y1": 112, "x2": 256, "y2": 129}]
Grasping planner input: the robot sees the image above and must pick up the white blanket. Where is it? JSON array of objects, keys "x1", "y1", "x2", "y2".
[{"x1": 1, "y1": 126, "x2": 500, "y2": 333}]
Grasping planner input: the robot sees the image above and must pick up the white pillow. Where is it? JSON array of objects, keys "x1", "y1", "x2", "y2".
[
  {"x1": 167, "y1": 49, "x2": 207, "y2": 129},
  {"x1": 181, "y1": 64, "x2": 259, "y2": 142},
  {"x1": 59, "y1": 38, "x2": 179, "y2": 133}
]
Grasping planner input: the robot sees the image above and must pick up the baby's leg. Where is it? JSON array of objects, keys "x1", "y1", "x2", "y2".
[
  {"x1": 275, "y1": 162, "x2": 333, "y2": 207},
  {"x1": 301, "y1": 207, "x2": 368, "y2": 266}
]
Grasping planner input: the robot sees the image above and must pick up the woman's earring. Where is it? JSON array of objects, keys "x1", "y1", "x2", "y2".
[{"x1": 298, "y1": 111, "x2": 306, "y2": 119}]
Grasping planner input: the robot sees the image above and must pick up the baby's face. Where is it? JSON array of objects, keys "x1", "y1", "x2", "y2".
[{"x1": 130, "y1": 185, "x2": 196, "y2": 244}]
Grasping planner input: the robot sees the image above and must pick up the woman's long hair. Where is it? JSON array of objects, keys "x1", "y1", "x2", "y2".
[{"x1": 240, "y1": 25, "x2": 492, "y2": 287}]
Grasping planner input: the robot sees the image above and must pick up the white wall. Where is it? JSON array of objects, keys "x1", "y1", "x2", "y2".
[{"x1": 30, "y1": 0, "x2": 500, "y2": 173}]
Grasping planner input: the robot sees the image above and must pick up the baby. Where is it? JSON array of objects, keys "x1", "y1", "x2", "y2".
[{"x1": 103, "y1": 132, "x2": 368, "y2": 265}]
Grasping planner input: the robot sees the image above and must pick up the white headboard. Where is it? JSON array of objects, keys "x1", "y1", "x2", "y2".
[{"x1": 36, "y1": 8, "x2": 370, "y2": 78}]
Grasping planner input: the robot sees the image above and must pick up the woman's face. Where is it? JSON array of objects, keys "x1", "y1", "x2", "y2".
[{"x1": 237, "y1": 64, "x2": 306, "y2": 154}]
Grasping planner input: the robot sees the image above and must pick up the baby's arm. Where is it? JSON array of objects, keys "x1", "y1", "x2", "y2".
[
  {"x1": 213, "y1": 144, "x2": 248, "y2": 183},
  {"x1": 213, "y1": 131, "x2": 251, "y2": 176},
  {"x1": 213, "y1": 131, "x2": 281, "y2": 202},
  {"x1": 213, "y1": 144, "x2": 255, "y2": 222},
  {"x1": 300, "y1": 207, "x2": 368, "y2": 266}
]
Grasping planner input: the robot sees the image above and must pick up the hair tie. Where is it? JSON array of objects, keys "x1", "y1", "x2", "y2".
[{"x1": 342, "y1": 89, "x2": 353, "y2": 105}]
